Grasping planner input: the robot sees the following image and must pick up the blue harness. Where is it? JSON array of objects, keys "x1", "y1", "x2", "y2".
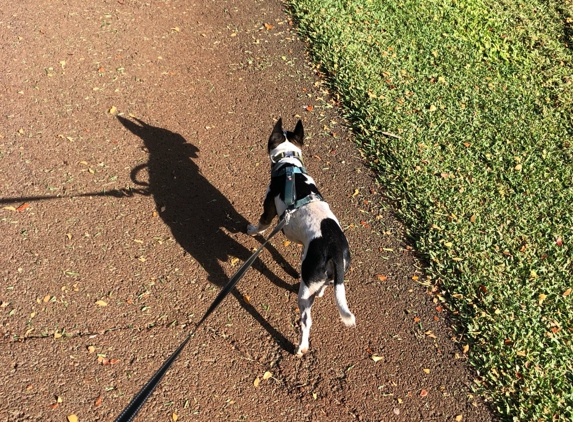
[{"x1": 272, "y1": 164, "x2": 324, "y2": 213}]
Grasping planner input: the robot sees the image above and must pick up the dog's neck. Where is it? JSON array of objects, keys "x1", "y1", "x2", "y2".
[{"x1": 269, "y1": 138, "x2": 304, "y2": 171}]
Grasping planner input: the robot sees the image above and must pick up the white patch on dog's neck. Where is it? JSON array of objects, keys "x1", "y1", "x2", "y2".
[{"x1": 269, "y1": 140, "x2": 303, "y2": 166}]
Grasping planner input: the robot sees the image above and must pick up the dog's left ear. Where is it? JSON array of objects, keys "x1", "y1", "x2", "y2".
[{"x1": 292, "y1": 120, "x2": 304, "y2": 146}]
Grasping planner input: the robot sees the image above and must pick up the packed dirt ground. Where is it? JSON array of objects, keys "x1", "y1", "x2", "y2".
[{"x1": 1, "y1": 0, "x2": 494, "y2": 420}]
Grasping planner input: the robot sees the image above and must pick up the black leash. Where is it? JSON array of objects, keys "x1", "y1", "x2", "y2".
[{"x1": 114, "y1": 217, "x2": 287, "y2": 422}]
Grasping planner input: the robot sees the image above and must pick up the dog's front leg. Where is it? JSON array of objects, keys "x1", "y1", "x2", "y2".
[{"x1": 247, "y1": 189, "x2": 277, "y2": 235}]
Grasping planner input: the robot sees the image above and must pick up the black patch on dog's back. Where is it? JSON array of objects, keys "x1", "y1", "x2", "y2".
[{"x1": 301, "y1": 219, "x2": 350, "y2": 286}]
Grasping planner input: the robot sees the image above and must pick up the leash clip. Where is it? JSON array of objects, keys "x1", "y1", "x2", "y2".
[{"x1": 283, "y1": 208, "x2": 294, "y2": 226}]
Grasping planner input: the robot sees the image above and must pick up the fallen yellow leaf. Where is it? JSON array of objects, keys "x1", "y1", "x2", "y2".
[
  {"x1": 172, "y1": 413, "x2": 178, "y2": 421},
  {"x1": 283, "y1": 240, "x2": 291, "y2": 247},
  {"x1": 263, "y1": 371, "x2": 272, "y2": 380},
  {"x1": 463, "y1": 344, "x2": 469, "y2": 354},
  {"x1": 87, "y1": 345, "x2": 96, "y2": 353},
  {"x1": 67, "y1": 415, "x2": 78, "y2": 422},
  {"x1": 423, "y1": 368, "x2": 430, "y2": 374},
  {"x1": 253, "y1": 377, "x2": 260, "y2": 387},
  {"x1": 455, "y1": 415, "x2": 463, "y2": 421},
  {"x1": 538, "y1": 293, "x2": 547, "y2": 305},
  {"x1": 371, "y1": 355, "x2": 383, "y2": 362},
  {"x1": 109, "y1": 106, "x2": 117, "y2": 114},
  {"x1": 95, "y1": 300, "x2": 107, "y2": 307},
  {"x1": 230, "y1": 257, "x2": 239, "y2": 266}
]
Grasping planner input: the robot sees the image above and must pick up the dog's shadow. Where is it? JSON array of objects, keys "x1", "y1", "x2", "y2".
[{"x1": 117, "y1": 116, "x2": 297, "y2": 353}]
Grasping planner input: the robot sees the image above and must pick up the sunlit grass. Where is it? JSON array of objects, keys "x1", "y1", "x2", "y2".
[{"x1": 288, "y1": 0, "x2": 573, "y2": 419}]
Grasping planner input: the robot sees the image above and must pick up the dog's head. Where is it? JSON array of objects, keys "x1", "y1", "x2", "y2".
[{"x1": 268, "y1": 118, "x2": 304, "y2": 166}]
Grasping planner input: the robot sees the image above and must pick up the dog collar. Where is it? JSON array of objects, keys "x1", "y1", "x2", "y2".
[{"x1": 270, "y1": 150, "x2": 304, "y2": 165}]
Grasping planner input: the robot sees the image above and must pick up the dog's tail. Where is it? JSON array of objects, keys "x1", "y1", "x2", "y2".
[{"x1": 333, "y1": 257, "x2": 356, "y2": 327}]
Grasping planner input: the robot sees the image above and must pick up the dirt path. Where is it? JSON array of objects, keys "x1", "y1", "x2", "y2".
[{"x1": 1, "y1": 1, "x2": 493, "y2": 421}]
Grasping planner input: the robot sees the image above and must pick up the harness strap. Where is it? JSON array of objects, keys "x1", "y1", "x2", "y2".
[
  {"x1": 284, "y1": 166, "x2": 296, "y2": 207},
  {"x1": 273, "y1": 165, "x2": 324, "y2": 218}
]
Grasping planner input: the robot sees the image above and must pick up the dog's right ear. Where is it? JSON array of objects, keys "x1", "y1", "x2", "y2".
[{"x1": 292, "y1": 120, "x2": 304, "y2": 146}]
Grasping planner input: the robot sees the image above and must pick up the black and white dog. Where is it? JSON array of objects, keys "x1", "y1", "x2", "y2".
[{"x1": 247, "y1": 118, "x2": 355, "y2": 356}]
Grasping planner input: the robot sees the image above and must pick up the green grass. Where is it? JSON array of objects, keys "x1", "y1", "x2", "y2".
[{"x1": 288, "y1": 0, "x2": 573, "y2": 419}]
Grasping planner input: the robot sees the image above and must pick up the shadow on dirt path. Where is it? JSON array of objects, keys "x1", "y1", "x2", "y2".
[{"x1": 117, "y1": 116, "x2": 297, "y2": 353}]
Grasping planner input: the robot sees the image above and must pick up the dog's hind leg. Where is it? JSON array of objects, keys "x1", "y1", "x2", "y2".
[{"x1": 296, "y1": 282, "x2": 316, "y2": 357}]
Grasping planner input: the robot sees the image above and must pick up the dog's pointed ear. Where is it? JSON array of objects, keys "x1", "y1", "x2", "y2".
[
  {"x1": 268, "y1": 118, "x2": 285, "y2": 152},
  {"x1": 272, "y1": 118, "x2": 283, "y2": 135},
  {"x1": 292, "y1": 120, "x2": 304, "y2": 146}
]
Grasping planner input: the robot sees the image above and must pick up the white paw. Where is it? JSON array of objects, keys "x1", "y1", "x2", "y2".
[
  {"x1": 341, "y1": 313, "x2": 356, "y2": 328},
  {"x1": 296, "y1": 345, "x2": 308, "y2": 357},
  {"x1": 247, "y1": 224, "x2": 260, "y2": 236}
]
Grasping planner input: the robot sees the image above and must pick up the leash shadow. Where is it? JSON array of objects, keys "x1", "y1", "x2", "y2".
[{"x1": 117, "y1": 116, "x2": 296, "y2": 354}]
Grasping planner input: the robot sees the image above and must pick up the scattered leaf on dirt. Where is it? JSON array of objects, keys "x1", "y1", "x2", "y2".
[
  {"x1": 420, "y1": 389, "x2": 428, "y2": 397},
  {"x1": 172, "y1": 413, "x2": 178, "y2": 421},
  {"x1": 351, "y1": 188, "x2": 359, "y2": 197},
  {"x1": 253, "y1": 377, "x2": 260, "y2": 387},
  {"x1": 54, "y1": 332, "x2": 62, "y2": 339},
  {"x1": 43, "y1": 295, "x2": 51, "y2": 303},
  {"x1": 51, "y1": 403, "x2": 59, "y2": 409},
  {"x1": 109, "y1": 106, "x2": 117, "y2": 114},
  {"x1": 243, "y1": 294, "x2": 250, "y2": 304},
  {"x1": 16, "y1": 203, "x2": 30, "y2": 212},
  {"x1": 305, "y1": 105, "x2": 314, "y2": 111},
  {"x1": 95, "y1": 300, "x2": 108, "y2": 307},
  {"x1": 376, "y1": 275, "x2": 387, "y2": 281},
  {"x1": 463, "y1": 344, "x2": 469, "y2": 354},
  {"x1": 412, "y1": 275, "x2": 419, "y2": 281},
  {"x1": 230, "y1": 257, "x2": 239, "y2": 266},
  {"x1": 171, "y1": 26, "x2": 180, "y2": 32},
  {"x1": 2, "y1": 206, "x2": 16, "y2": 211},
  {"x1": 264, "y1": 23, "x2": 274, "y2": 30},
  {"x1": 67, "y1": 415, "x2": 78, "y2": 422},
  {"x1": 413, "y1": 317, "x2": 421, "y2": 323},
  {"x1": 425, "y1": 330, "x2": 437, "y2": 339},
  {"x1": 263, "y1": 371, "x2": 272, "y2": 380},
  {"x1": 423, "y1": 368, "x2": 430, "y2": 374},
  {"x1": 455, "y1": 415, "x2": 463, "y2": 421},
  {"x1": 283, "y1": 240, "x2": 291, "y2": 247},
  {"x1": 393, "y1": 408, "x2": 400, "y2": 415},
  {"x1": 371, "y1": 355, "x2": 383, "y2": 362},
  {"x1": 94, "y1": 396, "x2": 102, "y2": 407},
  {"x1": 87, "y1": 345, "x2": 96, "y2": 353}
]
